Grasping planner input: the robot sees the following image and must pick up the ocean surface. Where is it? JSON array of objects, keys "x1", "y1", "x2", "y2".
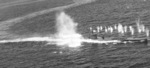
[
  {"x1": 0, "y1": 41, "x2": 150, "y2": 68},
  {"x1": 0, "y1": 0, "x2": 150, "y2": 68}
]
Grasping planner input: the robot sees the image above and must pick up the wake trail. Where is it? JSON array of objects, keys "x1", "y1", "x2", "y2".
[
  {"x1": 0, "y1": 0, "x2": 45, "y2": 9},
  {"x1": 0, "y1": 37, "x2": 121, "y2": 44},
  {"x1": 0, "y1": 1, "x2": 95, "y2": 28}
]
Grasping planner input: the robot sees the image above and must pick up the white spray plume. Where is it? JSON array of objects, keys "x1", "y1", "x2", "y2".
[
  {"x1": 89, "y1": 27, "x2": 93, "y2": 31},
  {"x1": 136, "y1": 19, "x2": 142, "y2": 33},
  {"x1": 110, "y1": 26, "x2": 113, "y2": 33},
  {"x1": 55, "y1": 11, "x2": 83, "y2": 47},
  {"x1": 97, "y1": 26, "x2": 100, "y2": 33},
  {"x1": 146, "y1": 28, "x2": 149, "y2": 37},
  {"x1": 129, "y1": 26, "x2": 134, "y2": 35},
  {"x1": 118, "y1": 23, "x2": 124, "y2": 34},
  {"x1": 124, "y1": 26, "x2": 127, "y2": 33},
  {"x1": 100, "y1": 26, "x2": 103, "y2": 31}
]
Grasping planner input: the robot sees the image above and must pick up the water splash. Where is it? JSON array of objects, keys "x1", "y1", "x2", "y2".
[{"x1": 55, "y1": 11, "x2": 83, "y2": 47}]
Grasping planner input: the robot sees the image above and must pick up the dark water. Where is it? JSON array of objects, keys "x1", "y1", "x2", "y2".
[{"x1": 0, "y1": 42, "x2": 150, "y2": 68}]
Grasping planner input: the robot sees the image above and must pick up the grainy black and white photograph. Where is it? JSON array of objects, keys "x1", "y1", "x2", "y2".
[{"x1": 0, "y1": 0, "x2": 150, "y2": 68}]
